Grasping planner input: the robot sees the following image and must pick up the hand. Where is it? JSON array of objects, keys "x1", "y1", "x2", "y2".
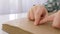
[
  {"x1": 40, "y1": 10, "x2": 60, "y2": 29},
  {"x1": 40, "y1": 13, "x2": 56, "y2": 24},
  {"x1": 52, "y1": 10, "x2": 60, "y2": 29},
  {"x1": 28, "y1": 5, "x2": 48, "y2": 25}
]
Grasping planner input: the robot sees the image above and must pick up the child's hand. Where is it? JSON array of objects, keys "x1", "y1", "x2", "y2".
[
  {"x1": 40, "y1": 13, "x2": 56, "y2": 24},
  {"x1": 52, "y1": 10, "x2": 60, "y2": 29},
  {"x1": 28, "y1": 5, "x2": 48, "y2": 25},
  {"x1": 40, "y1": 10, "x2": 60, "y2": 29}
]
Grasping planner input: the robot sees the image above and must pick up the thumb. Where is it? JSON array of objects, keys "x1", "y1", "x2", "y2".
[
  {"x1": 39, "y1": 14, "x2": 55, "y2": 24},
  {"x1": 39, "y1": 17, "x2": 48, "y2": 24}
]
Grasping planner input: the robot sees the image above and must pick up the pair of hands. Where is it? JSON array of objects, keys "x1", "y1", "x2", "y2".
[
  {"x1": 28, "y1": 5, "x2": 49, "y2": 25},
  {"x1": 28, "y1": 5, "x2": 60, "y2": 29}
]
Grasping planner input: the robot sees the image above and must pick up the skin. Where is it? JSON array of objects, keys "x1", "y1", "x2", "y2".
[
  {"x1": 40, "y1": 13, "x2": 56, "y2": 24},
  {"x1": 28, "y1": 5, "x2": 48, "y2": 25},
  {"x1": 40, "y1": 10, "x2": 60, "y2": 29},
  {"x1": 52, "y1": 11, "x2": 60, "y2": 29},
  {"x1": 28, "y1": 4, "x2": 60, "y2": 29}
]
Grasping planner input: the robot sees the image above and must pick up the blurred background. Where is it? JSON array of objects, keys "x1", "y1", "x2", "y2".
[
  {"x1": 0, "y1": 0, "x2": 48, "y2": 15},
  {"x1": 0, "y1": 0, "x2": 60, "y2": 15},
  {"x1": 1, "y1": 0, "x2": 60, "y2": 34},
  {"x1": 0, "y1": 0, "x2": 47, "y2": 34}
]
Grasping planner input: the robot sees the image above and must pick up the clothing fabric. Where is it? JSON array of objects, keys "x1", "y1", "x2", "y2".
[{"x1": 44, "y1": 0, "x2": 60, "y2": 12}]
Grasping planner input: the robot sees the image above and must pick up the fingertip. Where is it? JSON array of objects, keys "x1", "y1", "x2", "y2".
[
  {"x1": 34, "y1": 18, "x2": 40, "y2": 25},
  {"x1": 34, "y1": 21, "x2": 38, "y2": 26},
  {"x1": 39, "y1": 20, "x2": 44, "y2": 25},
  {"x1": 39, "y1": 18, "x2": 48, "y2": 24},
  {"x1": 34, "y1": 23, "x2": 37, "y2": 26}
]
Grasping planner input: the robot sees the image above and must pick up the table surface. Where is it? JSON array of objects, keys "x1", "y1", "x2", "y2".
[
  {"x1": 2, "y1": 13, "x2": 60, "y2": 34},
  {"x1": 0, "y1": 13, "x2": 27, "y2": 34}
]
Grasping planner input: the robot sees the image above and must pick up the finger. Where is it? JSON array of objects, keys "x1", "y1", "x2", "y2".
[
  {"x1": 39, "y1": 16, "x2": 48, "y2": 24},
  {"x1": 34, "y1": 5, "x2": 47, "y2": 25},
  {"x1": 39, "y1": 6, "x2": 48, "y2": 24},
  {"x1": 43, "y1": 6, "x2": 48, "y2": 18},
  {"x1": 28, "y1": 7, "x2": 34, "y2": 21},
  {"x1": 34, "y1": 7, "x2": 42, "y2": 25},
  {"x1": 40, "y1": 5, "x2": 48, "y2": 20},
  {"x1": 40, "y1": 13, "x2": 55, "y2": 24},
  {"x1": 34, "y1": 14, "x2": 41, "y2": 25},
  {"x1": 44, "y1": 7, "x2": 48, "y2": 17}
]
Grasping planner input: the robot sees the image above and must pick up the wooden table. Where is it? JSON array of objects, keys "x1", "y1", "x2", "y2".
[{"x1": 2, "y1": 12, "x2": 60, "y2": 34}]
